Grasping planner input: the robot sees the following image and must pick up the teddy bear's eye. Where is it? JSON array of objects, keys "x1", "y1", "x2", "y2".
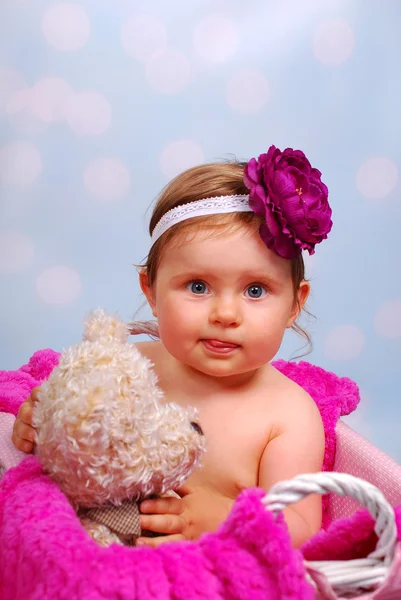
[{"x1": 191, "y1": 421, "x2": 204, "y2": 436}]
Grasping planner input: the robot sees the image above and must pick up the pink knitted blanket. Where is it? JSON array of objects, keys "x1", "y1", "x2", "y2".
[
  {"x1": 1, "y1": 458, "x2": 400, "y2": 600},
  {"x1": 1, "y1": 350, "x2": 374, "y2": 600}
]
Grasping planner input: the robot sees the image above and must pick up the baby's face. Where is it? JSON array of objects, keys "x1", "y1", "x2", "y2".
[{"x1": 148, "y1": 225, "x2": 303, "y2": 380}]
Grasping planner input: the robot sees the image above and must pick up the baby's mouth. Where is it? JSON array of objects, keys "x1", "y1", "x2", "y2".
[{"x1": 201, "y1": 339, "x2": 239, "y2": 354}]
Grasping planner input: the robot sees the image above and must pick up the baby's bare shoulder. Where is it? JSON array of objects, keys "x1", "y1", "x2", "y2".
[
  {"x1": 134, "y1": 340, "x2": 161, "y2": 361},
  {"x1": 268, "y1": 365, "x2": 322, "y2": 421},
  {"x1": 134, "y1": 341, "x2": 171, "y2": 384}
]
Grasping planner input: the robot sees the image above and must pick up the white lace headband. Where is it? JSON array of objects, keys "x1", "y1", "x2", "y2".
[
  {"x1": 150, "y1": 194, "x2": 252, "y2": 245},
  {"x1": 149, "y1": 145, "x2": 332, "y2": 258}
]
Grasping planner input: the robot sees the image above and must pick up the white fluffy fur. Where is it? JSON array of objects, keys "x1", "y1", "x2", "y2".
[{"x1": 33, "y1": 309, "x2": 205, "y2": 510}]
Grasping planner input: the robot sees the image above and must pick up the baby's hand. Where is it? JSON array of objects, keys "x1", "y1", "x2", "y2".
[
  {"x1": 137, "y1": 485, "x2": 233, "y2": 547},
  {"x1": 137, "y1": 494, "x2": 186, "y2": 547},
  {"x1": 11, "y1": 386, "x2": 40, "y2": 453}
]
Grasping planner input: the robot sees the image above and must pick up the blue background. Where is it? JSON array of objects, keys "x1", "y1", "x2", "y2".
[{"x1": 1, "y1": 1, "x2": 400, "y2": 459}]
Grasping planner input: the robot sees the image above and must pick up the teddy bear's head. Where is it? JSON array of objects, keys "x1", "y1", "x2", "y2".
[{"x1": 33, "y1": 310, "x2": 205, "y2": 508}]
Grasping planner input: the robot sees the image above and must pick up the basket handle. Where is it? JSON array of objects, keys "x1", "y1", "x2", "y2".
[{"x1": 262, "y1": 472, "x2": 397, "y2": 565}]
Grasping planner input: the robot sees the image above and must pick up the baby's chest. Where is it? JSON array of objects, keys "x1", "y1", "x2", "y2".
[{"x1": 189, "y1": 403, "x2": 274, "y2": 496}]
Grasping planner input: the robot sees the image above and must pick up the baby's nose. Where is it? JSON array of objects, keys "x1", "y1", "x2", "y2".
[
  {"x1": 209, "y1": 294, "x2": 242, "y2": 327},
  {"x1": 190, "y1": 421, "x2": 204, "y2": 436}
]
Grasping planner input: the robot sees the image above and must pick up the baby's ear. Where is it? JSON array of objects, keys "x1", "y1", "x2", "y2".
[
  {"x1": 287, "y1": 280, "x2": 310, "y2": 327},
  {"x1": 139, "y1": 270, "x2": 157, "y2": 317}
]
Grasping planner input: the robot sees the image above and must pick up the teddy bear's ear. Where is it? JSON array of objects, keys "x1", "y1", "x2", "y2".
[{"x1": 83, "y1": 309, "x2": 128, "y2": 344}]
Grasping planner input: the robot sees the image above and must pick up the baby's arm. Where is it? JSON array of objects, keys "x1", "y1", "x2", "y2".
[
  {"x1": 11, "y1": 387, "x2": 40, "y2": 453},
  {"x1": 258, "y1": 389, "x2": 325, "y2": 548}
]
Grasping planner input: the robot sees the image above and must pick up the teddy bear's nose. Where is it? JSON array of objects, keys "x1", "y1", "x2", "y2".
[{"x1": 190, "y1": 421, "x2": 204, "y2": 436}]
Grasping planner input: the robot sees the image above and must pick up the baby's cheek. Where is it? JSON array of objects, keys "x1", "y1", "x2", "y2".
[
  {"x1": 160, "y1": 303, "x2": 197, "y2": 338},
  {"x1": 246, "y1": 328, "x2": 284, "y2": 361},
  {"x1": 157, "y1": 320, "x2": 190, "y2": 359}
]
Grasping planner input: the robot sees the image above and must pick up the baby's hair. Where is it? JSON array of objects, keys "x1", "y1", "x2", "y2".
[
  {"x1": 131, "y1": 160, "x2": 312, "y2": 356},
  {"x1": 129, "y1": 320, "x2": 159, "y2": 337}
]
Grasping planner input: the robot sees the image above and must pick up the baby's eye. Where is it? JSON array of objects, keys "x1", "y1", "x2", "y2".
[
  {"x1": 187, "y1": 281, "x2": 209, "y2": 295},
  {"x1": 245, "y1": 284, "x2": 267, "y2": 299}
]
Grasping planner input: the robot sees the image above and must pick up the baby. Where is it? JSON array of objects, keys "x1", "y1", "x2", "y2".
[{"x1": 12, "y1": 145, "x2": 332, "y2": 548}]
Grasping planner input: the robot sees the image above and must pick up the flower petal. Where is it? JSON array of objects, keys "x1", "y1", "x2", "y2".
[{"x1": 244, "y1": 145, "x2": 332, "y2": 259}]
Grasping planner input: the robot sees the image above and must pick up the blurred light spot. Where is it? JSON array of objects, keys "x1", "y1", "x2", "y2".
[
  {"x1": 122, "y1": 14, "x2": 167, "y2": 62},
  {"x1": 374, "y1": 299, "x2": 401, "y2": 339},
  {"x1": 84, "y1": 157, "x2": 131, "y2": 201},
  {"x1": 0, "y1": 232, "x2": 35, "y2": 273},
  {"x1": 63, "y1": 91, "x2": 111, "y2": 135},
  {"x1": 193, "y1": 15, "x2": 238, "y2": 63},
  {"x1": 0, "y1": 141, "x2": 42, "y2": 186},
  {"x1": 36, "y1": 266, "x2": 82, "y2": 304},
  {"x1": 146, "y1": 50, "x2": 191, "y2": 94},
  {"x1": 324, "y1": 325, "x2": 365, "y2": 360},
  {"x1": 356, "y1": 157, "x2": 398, "y2": 199},
  {"x1": 226, "y1": 68, "x2": 269, "y2": 114},
  {"x1": 42, "y1": 2, "x2": 90, "y2": 51},
  {"x1": 313, "y1": 20, "x2": 355, "y2": 66},
  {"x1": 159, "y1": 140, "x2": 204, "y2": 179},
  {"x1": 0, "y1": 67, "x2": 27, "y2": 116}
]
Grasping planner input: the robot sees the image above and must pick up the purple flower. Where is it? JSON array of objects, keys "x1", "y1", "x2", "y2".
[{"x1": 244, "y1": 145, "x2": 333, "y2": 259}]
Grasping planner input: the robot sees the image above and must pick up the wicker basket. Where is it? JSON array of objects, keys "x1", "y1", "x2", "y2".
[{"x1": 263, "y1": 472, "x2": 399, "y2": 599}]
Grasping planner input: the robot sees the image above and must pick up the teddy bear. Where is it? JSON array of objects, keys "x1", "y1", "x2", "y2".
[{"x1": 32, "y1": 309, "x2": 206, "y2": 547}]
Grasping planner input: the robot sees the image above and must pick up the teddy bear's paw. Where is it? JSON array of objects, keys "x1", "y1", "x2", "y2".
[{"x1": 80, "y1": 517, "x2": 125, "y2": 547}]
